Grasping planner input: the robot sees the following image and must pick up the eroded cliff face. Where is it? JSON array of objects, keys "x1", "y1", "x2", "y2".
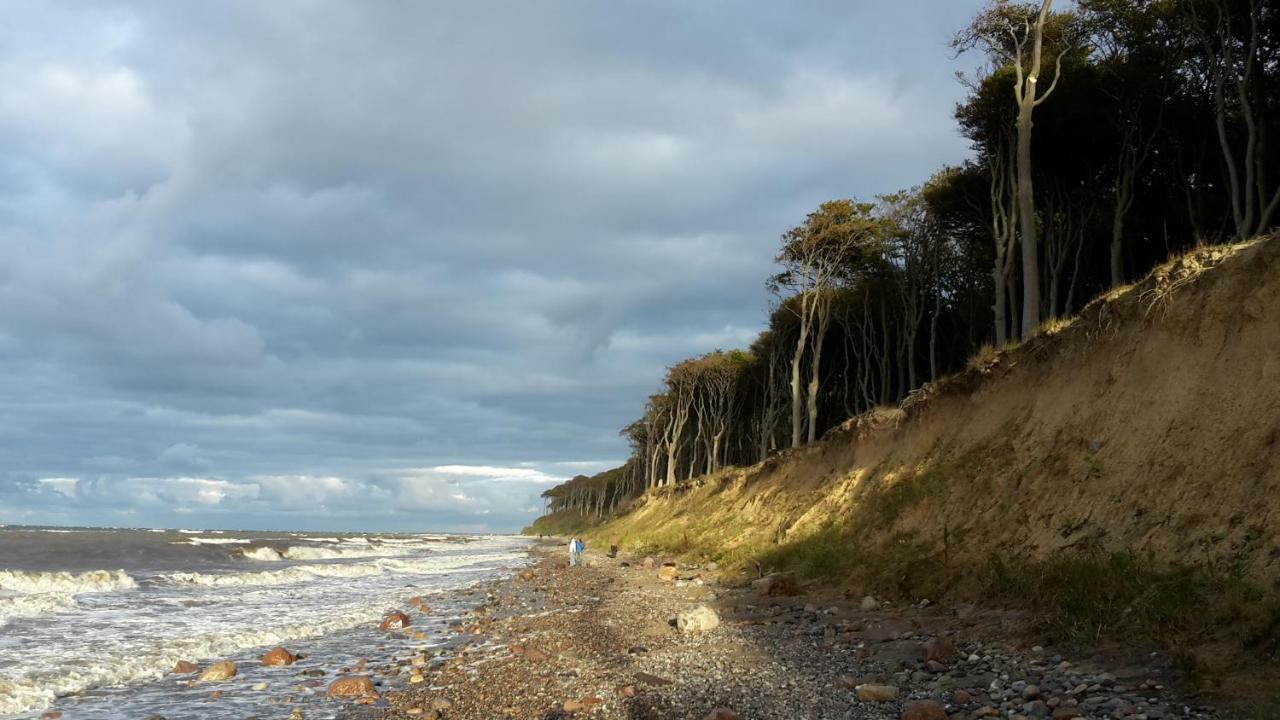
[{"x1": 589, "y1": 235, "x2": 1280, "y2": 589}]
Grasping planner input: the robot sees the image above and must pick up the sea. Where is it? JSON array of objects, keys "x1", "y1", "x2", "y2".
[{"x1": 0, "y1": 525, "x2": 531, "y2": 720}]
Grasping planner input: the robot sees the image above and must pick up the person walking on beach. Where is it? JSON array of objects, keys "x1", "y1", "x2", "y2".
[
  {"x1": 608, "y1": 533, "x2": 619, "y2": 559},
  {"x1": 567, "y1": 537, "x2": 579, "y2": 567}
]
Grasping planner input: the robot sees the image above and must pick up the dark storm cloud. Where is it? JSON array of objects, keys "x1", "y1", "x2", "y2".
[{"x1": 0, "y1": 0, "x2": 985, "y2": 531}]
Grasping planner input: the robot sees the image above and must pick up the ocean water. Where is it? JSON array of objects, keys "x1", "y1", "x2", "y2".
[{"x1": 0, "y1": 526, "x2": 530, "y2": 719}]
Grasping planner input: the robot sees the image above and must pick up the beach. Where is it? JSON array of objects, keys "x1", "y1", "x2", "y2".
[{"x1": 366, "y1": 542, "x2": 1227, "y2": 720}]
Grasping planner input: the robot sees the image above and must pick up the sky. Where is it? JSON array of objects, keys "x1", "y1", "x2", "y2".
[{"x1": 0, "y1": 0, "x2": 986, "y2": 533}]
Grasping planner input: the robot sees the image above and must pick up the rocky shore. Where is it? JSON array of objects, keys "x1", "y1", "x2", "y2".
[{"x1": 313, "y1": 541, "x2": 1230, "y2": 720}]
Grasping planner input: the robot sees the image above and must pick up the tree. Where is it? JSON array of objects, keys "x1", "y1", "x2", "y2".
[{"x1": 771, "y1": 200, "x2": 885, "y2": 446}]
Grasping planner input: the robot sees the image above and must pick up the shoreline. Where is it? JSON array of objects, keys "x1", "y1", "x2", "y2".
[{"x1": 348, "y1": 541, "x2": 1228, "y2": 720}]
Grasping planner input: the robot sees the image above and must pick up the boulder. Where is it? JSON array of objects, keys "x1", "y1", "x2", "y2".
[
  {"x1": 171, "y1": 660, "x2": 199, "y2": 674},
  {"x1": 261, "y1": 647, "x2": 297, "y2": 666},
  {"x1": 198, "y1": 661, "x2": 237, "y2": 682},
  {"x1": 675, "y1": 605, "x2": 720, "y2": 633},
  {"x1": 921, "y1": 635, "x2": 955, "y2": 664},
  {"x1": 860, "y1": 595, "x2": 878, "y2": 610},
  {"x1": 902, "y1": 700, "x2": 949, "y2": 720},
  {"x1": 705, "y1": 710, "x2": 739, "y2": 720},
  {"x1": 657, "y1": 565, "x2": 679, "y2": 582},
  {"x1": 751, "y1": 572, "x2": 800, "y2": 597},
  {"x1": 327, "y1": 675, "x2": 377, "y2": 699},
  {"x1": 380, "y1": 611, "x2": 412, "y2": 631},
  {"x1": 855, "y1": 684, "x2": 899, "y2": 702}
]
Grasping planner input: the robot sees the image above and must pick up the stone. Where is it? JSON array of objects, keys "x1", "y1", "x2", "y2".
[
  {"x1": 198, "y1": 661, "x2": 237, "y2": 682},
  {"x1": 40, "y1": 713, "x2": 62, "y2": 720},
  {"x1": 519, "y1": 570, "x2": 536, "y2": 581},
  {"x1": 955, "y1": 689, "x2": 973, "y2": 705},
  {"x1": 380, "y1": 611, "x2": 412, "y2": 631},
  {"x1": 1051, "y1": 708, "x2": 1083, "y2": 719},
  {"x1": 431, "y1": 698, "x2": 454, "y2": 710},
  {"x1": 252, "y1": 682, "x2": 268, "y2": 691},
  {"x1": 407, "y1": 595, "x2": 425, "y2": 608},
  {"x1": 922, "y1": 635, "x2": 956, "y2": 664},
  {"x1": 261, "y1": 647, "x2": 297, "y2": 666},
  {"x1": 171, "y1": 660, "x2": 199, "y2": 674},
  {"x1": 327, "y1": 676, "x2": 377, "y2": 699},
  {"x1": 617, "y1": 685, "x2": 637, "y2": 698},
  {"x1": 642, "y1": 557, "x2": 656, "y2": 570},
  {"x1": 675, "y1": 605, "x2": 720, "y2": 633},
  {"x1": 706, "y1": 709, "x2": 739, "y2": 720},
  {"x1": 563, "y1": 700, "x2": 584, "y2": 712},
  {"x1": 902, "y1": 700, "x2": 949, "y2": 720},
  {"x1": 860, "y1": 595, "x2": 878, "y2": 610},
  {"x1": 856, "y1": 684, "x2": 900, "y2": 702},
  {"x1": 657, "y1": 565, "x2": 679, "y2": 582},
  {"x1": 751, "y1": 572, "x2": 800, "y2": 597}
]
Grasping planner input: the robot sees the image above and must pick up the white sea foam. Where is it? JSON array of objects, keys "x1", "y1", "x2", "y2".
[
  {"x1": 0, "y1": 569, "x2": 138, "y2": 595},
  {"x1": 155, "y1": 562, "x2": 386, "y2": 587},
  {"x1": 0, "y1": 592, "x2": 76, "y2": 626},
  {"x1": 280, "y1": 545, "x2": 405, "y2": 560},
  {"x1": 238, "y1": 546, "x2": 284, "y2": 561},
  {"x1": 0, "y1": 608, "x2": 388, "y2": 716},
  {"x1": 179, "y1": 537, "x2": 251, "y2": 545}
]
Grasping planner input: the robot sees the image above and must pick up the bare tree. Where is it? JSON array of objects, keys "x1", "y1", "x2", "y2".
[{"x1": 1189, "y1": 0, "x2": 1280, "y2": 240}]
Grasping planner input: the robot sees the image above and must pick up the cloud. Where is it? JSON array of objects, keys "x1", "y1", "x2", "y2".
[{"x1": 0, "y1": 0, "x2": 985, "y2": 531}]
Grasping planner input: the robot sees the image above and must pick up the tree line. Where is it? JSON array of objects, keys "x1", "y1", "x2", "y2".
[{"x1": 541, "y1": 0, "x2": 1279, "y2": 518}]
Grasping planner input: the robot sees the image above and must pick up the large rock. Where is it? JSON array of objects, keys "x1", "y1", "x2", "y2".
[
  {"x1": 675, "y1": 605, "x2": 720, "y2": 633},
  {"x1": 921, "y1": 635, "x2": 955, "y2": 664},
  {"x1": 171, "y1": 660, "x2": 198, "y2": 674},
  {"x1": 902, "y1": 700, "x2": 948, "y2": 720},
  {"x1": 855, "y1": 684, "x2": 899, "y2": 702},
  {"x1": 327, "y1": 676, "x2": 377, "y2": 698},
  {"x1": 198, "y1": 661, "x2": 237, "y2": 682},
  {"x1": 380, "y1": 611, "x2": 411, "y2": 631},
  {"x1": 261, "y1": 647, "x2": 296, "y2": 666},
  {"x1": 751, "y1": 572, "x2": 799, "y2": 597}
]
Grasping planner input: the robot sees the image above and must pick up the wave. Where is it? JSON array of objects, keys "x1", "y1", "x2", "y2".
[
  {"x1": 237, "y1": 546, "x2": 284, "y2": 561},
  {"x1": 0, "y1": 593, "x2": 76, "y2": 626},
  {"x1": 155, "y1": 562, "x2": 386, "y2": 587},
  {"x1": 158, "y1": 552, "x2": 507, "y2": 588},
  {"x1": 0, "y1": 569, "x2": 138, "y2": 595},
  {"x1": 178, "y1": 537, "x2": 251, "y2": 545},
  {"x1": 0, "y1": 607, "x2": 388, "y2": 716}
]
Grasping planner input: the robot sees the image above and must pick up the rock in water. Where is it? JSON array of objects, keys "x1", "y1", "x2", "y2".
[
  {"x1": 380, "y1": 611, "x2": 411, "y2": 631},
  {"x1": 327, "y1": 676, "x2": 377, "y2": 698},
  {"x1": 706, "y1": 709, "x2": 739, "y2": 720},
  {"x1": 855, "y1": 684, "x2": 899, "y2": 702},
  {"x1": 921, "y1": 635, "x2": 955, "y2": 664},
  {"x1": 675, "y1": 605, "x2": 720, "y2": 633},
  {"x1": 902, "y1": 699, "x2": 948, "y2": 720},
  {"x1": 860, "y1": 595, "x2": 878, "y2": 610},
  {"x1": 198, "y1": 661, "x2": 237, "y2": 682},
  {"x1": 171, "y1": 660, "x2": 198, "y2": 674},
  {"x1": 261, "y1": 647, "x2": 296, "y2": 666},
  {"x1": 751, "y1": 572, "x2": 800, "y2": 597}
]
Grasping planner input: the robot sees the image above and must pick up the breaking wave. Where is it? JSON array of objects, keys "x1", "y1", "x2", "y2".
[
  {"x1": 0, "y1": 592, "x2": 76, "y2": 626},
  {"x1": 0, "y1": 569, "x2": 138, "y2": 595}
]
